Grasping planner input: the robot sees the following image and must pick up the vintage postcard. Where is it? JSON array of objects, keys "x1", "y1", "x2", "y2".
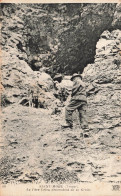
[{"x1": 0, "y1": 0, "x2": 121, "y2": 196}]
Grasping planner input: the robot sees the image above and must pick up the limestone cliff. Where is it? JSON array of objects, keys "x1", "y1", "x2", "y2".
[{"x1": 83, "y1": 29, "x2": 121, "y2": 144}]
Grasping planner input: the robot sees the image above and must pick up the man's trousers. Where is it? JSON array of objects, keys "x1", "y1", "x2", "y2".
[{"x1": 65, "y1": 99, "x2": 88, "y2": 130}]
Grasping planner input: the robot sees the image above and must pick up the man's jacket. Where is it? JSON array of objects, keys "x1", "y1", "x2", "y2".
[{"x1": 71, "y1": 80, "x2": 87, "y2": 102}]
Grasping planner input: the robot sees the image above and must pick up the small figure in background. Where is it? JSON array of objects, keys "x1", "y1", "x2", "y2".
[{"x1": 53, "y1": 74, "x2": 69, "y2": 103}]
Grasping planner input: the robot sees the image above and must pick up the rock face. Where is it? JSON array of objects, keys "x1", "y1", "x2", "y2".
[
  {"x1": 1, "y1": 48, "x2": 56, "y2": 108},
  {"x1": 1, "y1": 3, "x2": 120, "y2": 76},
  {"x1": 112, "y1": 4, "x2": 121, "y2": 29},
  {"x1": 83, "y1": 29, "x2": 121, "y2": 137}
]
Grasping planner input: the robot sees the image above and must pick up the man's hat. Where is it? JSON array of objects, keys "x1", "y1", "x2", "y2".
[{"x1": 71, "y1": 73, "x2": 82, "y2": 81}]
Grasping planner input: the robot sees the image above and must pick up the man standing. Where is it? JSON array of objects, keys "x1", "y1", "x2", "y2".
[{"x1": 62, "y1": 73, "x2": 89, "y2": 137}]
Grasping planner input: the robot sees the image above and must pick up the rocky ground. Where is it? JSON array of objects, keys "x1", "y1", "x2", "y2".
[{"x1": 0, "y1": 104, "x2": 121, "y2": 184}]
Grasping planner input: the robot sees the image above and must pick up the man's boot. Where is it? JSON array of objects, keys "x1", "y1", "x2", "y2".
[{"x1": 61, "y1": 123, "x2": 73, "y2": 129}]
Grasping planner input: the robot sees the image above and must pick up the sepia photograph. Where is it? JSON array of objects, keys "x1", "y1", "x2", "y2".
[{"x1": 0, "y1": 1, "x2": 121, "y2": 195}]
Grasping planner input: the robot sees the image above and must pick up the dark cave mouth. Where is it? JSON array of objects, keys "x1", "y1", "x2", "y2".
[
  {"x1": 12, "y1": 3, "x2": 118, "y2": 76},
  {"x1": 26, "y1": 44, "x2": 96, "y2": 76}
]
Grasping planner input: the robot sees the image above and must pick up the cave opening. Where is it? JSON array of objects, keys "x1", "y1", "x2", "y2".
[{"x1": 9, "y1": 3, "x2": 117, "y2": 76}]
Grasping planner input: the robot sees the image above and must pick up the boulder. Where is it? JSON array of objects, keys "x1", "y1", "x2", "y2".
[{"x1": 37, "y1": 72, "x2": 54, "y2": 91}]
